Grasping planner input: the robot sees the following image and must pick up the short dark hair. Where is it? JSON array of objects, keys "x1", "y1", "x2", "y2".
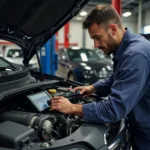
[{"x1": 83, "y1": 5, "x2": 122, "y2": 29}]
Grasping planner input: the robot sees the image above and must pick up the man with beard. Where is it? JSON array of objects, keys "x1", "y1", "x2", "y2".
[{"x1": 51, "y1": 5, "x2": 150, "y2": 150}]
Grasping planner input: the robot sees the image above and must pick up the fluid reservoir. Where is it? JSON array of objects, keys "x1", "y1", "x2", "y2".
[{"x1": 48, "y1": 89, "x2": 56, "y2": 94}]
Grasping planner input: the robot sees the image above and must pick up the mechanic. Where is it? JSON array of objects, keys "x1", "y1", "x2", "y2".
[{"x1": 51, "y1": 5, "x2": 150, "y2": 150}]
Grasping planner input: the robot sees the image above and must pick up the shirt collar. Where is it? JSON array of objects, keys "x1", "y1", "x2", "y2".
[{"x1": 114, "y1": 28, "x2": 133, "y2": 60}]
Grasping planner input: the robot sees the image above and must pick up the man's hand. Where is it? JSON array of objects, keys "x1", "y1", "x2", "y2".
[
  {"x1": 74, "y1": 85, "x2": 96, "y2": 97},
  {"x1": 50, "y1": 96, "x2": 74, "y2": 114},
  {"x1": 50, "y1": 96, "x2": 83, "y2": 116}
]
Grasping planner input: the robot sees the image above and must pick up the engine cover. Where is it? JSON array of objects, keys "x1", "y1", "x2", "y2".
[{"x1": 0, "y1": 121, "x2": 34, "y2": 149}]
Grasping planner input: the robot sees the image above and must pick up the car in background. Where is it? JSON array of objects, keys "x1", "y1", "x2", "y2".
[
  {"x1": 3, "y1": 46, "x2": 39, "y2": 70},
  {"x1": 141, "y1": 33, "x2": 150, "y2": 41},
  {"x1": 56, "y1": 47, "x2": 113, "y2": 84},
  {"x1": 95, "y1": 49, "x2": 113, "y2": 62}
]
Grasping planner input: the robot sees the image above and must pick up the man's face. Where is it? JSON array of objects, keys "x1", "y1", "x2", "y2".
[{"x1": 88, "y1": 23, "x2": 118, "y2": 55}]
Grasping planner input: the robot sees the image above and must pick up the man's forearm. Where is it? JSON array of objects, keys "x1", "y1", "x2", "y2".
[
  {"x1": 93, "y1": 74, "x2": 113, "y2": 97},
  {"x1": 71, "y1": 104, "x2": 83, "y2": 116}
]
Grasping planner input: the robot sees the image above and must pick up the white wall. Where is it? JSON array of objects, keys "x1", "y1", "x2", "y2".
[
  {"x1": 58, "y1": 27, "x2": 64, "y2": 43},
  {"x1": 57, "y1": 22, "x2": 83, "y2": 48},
  {"x1": 57, "y1": 26, "x2": 64, "y2": 49},
  {"x1": 122, "y1": 15, "x2": 138, "y2": 33},
  {"x1": 69, "y1": 21, "x2": 83, "y2": 47},
  {"x1": 85, "y1": 30, "x2": 94, "y2": 49}
]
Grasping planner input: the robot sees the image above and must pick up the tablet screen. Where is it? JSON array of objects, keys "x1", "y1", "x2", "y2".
[{"x1": 27, "y1": 91, "x2": 51, "y2": 112}]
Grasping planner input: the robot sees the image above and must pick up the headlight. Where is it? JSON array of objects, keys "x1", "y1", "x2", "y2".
[
  {"x1": 85, "y1": 70, "x2": 94, "y2": 74},
  {"x1": 94, "y1": 68, "x2": 112, "y2": 78},
  {"x1": 84, "y1": 70, "x2": 94, "y2": 79}
]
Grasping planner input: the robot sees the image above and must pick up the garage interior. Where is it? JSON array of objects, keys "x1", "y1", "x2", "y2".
[{"x1": 0, "y1": 0, "x2": 149, "y2": 149}]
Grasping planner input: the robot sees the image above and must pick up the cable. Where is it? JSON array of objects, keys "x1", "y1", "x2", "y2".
[{"x1": 52, "y1": 129, "x2": 61, "y2": 139}]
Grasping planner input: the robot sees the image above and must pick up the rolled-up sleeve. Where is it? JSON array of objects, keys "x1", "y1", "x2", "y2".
[{"x1": 82, "y1": 53, "x2": 149, "y2": 123}]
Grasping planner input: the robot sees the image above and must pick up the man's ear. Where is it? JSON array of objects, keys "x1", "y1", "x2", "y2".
[{"x1": 109, "y1": 24, "x2": 117, "y2": 36}]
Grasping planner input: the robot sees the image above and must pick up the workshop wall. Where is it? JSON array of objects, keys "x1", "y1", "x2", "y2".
[
  {"x1": 122, "y1": 15, "x2": 138, "y2": 33},
  {"x1": 142, "y1": 9, "x2": 150, "y2": 26},
  {"x1": 57, "y1": 22, "x2": 83, "y2": 48},
  {"x1": 57, "y1": 11, "x2": 150, "y2": 49},
  {"x1": 70, "y1": 22, "x2": 83, "y2": 47}
]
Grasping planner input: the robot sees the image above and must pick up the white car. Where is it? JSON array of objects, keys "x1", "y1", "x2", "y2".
[{"x1": 3, "y1": 46, "x2": 39, "y2": 69}]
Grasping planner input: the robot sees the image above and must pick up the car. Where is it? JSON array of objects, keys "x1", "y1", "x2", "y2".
[
  {"x1": 3, "y1": 46, "x2": 39, "y2": 70},
  {"x1": 95, "y1": 49, "x2": 113, "y2": 62},
  {"x1": 0, "y1": 0, "x2": 129, "y2": 150},
  {"x1": 56, "y1": 47, "x2": 113, "y2": 85}
]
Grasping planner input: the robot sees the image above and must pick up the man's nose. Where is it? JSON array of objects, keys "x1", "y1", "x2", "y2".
[{"x1": 94, "y1": 40, "x2": 100, "y2": 48}]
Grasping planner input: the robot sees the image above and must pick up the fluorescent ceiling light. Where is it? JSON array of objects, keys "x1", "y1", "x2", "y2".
[
  {"x1": 123, "y1": 12, "x2": 132, "y2": 17},
  {"x1": 80, "y1": 11, "x2": 87, "y2": 16}
]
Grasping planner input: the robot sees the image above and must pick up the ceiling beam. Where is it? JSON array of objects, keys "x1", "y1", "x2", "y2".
[{"x1": 122, "y1": 0, "x2": 137, "y2": 8}]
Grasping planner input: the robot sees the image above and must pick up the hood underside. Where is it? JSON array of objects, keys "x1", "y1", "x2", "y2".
[{"x1": 0, "y1": 0, "x2": 89, "y2": 64}]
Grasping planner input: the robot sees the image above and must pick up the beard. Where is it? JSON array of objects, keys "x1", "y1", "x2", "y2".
[{"x1": 99, "y1": 34, "x2": 118, "y2": 56}]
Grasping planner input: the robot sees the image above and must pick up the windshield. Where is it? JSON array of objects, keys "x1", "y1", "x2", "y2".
[
  {"x1": 6, "y1": 49, "x2": 23, "y2": 58},
  {"x1": 96, "y1": 50, "x2": 112, "y2": 60},
  {"x1": 0, "y1": 57, "x2": 11, "y2": 68},
  {"x1": 68, "y1": 48, "x2": 101, "y2": 62}
]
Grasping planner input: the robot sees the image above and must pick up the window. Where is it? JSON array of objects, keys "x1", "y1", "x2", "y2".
[
  {"x1": 68, "y1": 48, "x2": 101, "y2": 62},
  {"x1": 0, "y1": 58, "x2": 11, "y2": 68},
  {"x1": 7, "y1": 49, "x2": 23, "y2": 58},
  {"x1": 144, "y1": 25, "x2": 150, "y2": 34}
]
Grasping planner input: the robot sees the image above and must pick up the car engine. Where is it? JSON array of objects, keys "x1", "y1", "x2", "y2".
[{"x1": 0, "y1": 79, "x2": 128, "y2": 150}]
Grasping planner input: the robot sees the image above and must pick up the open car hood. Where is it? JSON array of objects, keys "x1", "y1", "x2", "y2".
[{"x1": 0, "y1": 0, "x2": 89, "y2": 64}]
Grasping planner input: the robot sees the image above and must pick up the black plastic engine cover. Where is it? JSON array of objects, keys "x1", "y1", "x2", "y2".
[{"x1": 0, "y1": 121, "x2": 34, "y2": 149}]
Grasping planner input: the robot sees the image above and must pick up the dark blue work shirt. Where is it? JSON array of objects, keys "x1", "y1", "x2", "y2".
[{"x1": 82, "y1": 29, "x2": 150, "y2": 150}]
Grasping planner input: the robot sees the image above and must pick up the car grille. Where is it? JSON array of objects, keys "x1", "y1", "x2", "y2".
[{"x1": 94, "y1": 69, "x2": 112, "y2": 78}]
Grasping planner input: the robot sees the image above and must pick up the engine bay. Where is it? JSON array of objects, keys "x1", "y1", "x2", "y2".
[{"x1": 0, "y1": 80, "x2": 127, "y2": 150}]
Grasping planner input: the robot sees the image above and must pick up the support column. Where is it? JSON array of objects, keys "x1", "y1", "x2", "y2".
[
  {"x1": 138, "y1": 0, "x2": 142, "y2": 33},
  {"x1": 64, "y1": 22, "x2": 70, "y2": 48},
  {"x1": 55, "y1": 32, "x2": 59, "y2": 50},
  {"x1": 82, "y1": 29, "x2": 86, "y2": 48},
  {"x1": 112, "y1": 0, "x2": 122, "y2": 16},
  {"x1": 40, "y1": 36, "x2": 58, "y2": 75}
]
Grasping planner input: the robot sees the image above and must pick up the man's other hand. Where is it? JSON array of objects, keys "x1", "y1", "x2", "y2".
[{"x1": 74, "y1": 85, "x2": 96, "y2": 97}]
